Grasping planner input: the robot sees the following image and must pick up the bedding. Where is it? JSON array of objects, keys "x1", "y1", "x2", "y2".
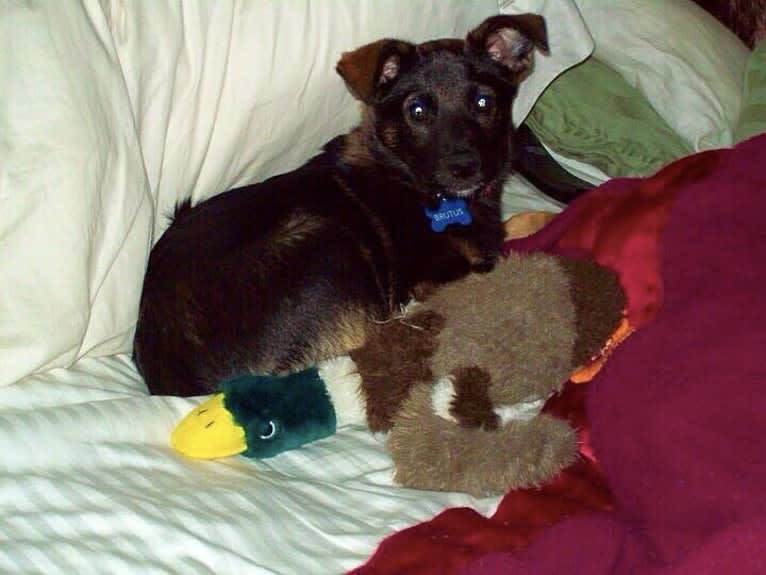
[
  {"x1": 735, "y1": 42, "x2": 766, "y2": 143},
  {"x1": 525, "y1": 58, "x2": 693, "y2": 179},
  {"x1": 540, "y1": 0, "x2": 751, "y2": 186},
  {"x1": 1, "y1": 1, "x2": 761, "y2": 574},
  {"x1": 0, "y1": 359, "x2": 501, "y2": 574},
  {"x1": 572, "y1": 0, "x2": 750, "y2": 151}
]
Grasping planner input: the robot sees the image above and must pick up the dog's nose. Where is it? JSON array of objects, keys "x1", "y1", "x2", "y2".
[{"x1": 449, "y1": 157, "x2": 480, "y2": 181}]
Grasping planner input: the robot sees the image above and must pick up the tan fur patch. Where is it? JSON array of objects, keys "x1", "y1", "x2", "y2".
[
  {"x1": 446, "y1": 236, "x2": 484, "y2": 266},
  {"x1": 271, "y1": 210, "x2": 327, "y2": 250},
  {"x1": 307, "y1": 306, "x2": 370, "y2": 362},
  {"x1": 503, "y1": 211, "x2": 557, "y2": 240},
  {"x1": 381, "y1": 123, "x2": 399, "y2": 149},
  {"x1": 340, "y1": 115, "x2": 376, "y2": 167},
  {"x1": 268, "y1": 308, "x2": 370, "y2": 378}
]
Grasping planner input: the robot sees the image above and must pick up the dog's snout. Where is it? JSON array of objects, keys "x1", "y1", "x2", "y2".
[
  {"x1": 437, "y1": 148, "x2": 483, "y2": 192},
  {"x1": 448, "y1": 156, "x2": 480, "y2": 181}
]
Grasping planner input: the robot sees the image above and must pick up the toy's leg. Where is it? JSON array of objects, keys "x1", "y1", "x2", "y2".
[
  {"x1": 388, "y1": 384, "x2": 578, "y2": 497},
  {"x1": 350, "y1": 309, "x2": 445, "y2": 432}
]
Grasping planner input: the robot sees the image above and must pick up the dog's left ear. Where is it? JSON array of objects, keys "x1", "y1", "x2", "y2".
[
  {"x1": 337, "y1": 39, "x2": 416, "y2": 103},
  {"x1": 466, "y1": 14, "x2": 549, "y2": 82}
]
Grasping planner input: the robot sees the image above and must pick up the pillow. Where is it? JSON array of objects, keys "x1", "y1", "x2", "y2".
[
  {"x1": 525, "y1": 58, "x2": 693, "y2": 178},
  {"x1": 0, "y1": 2, "x2": 152, "y2": 386},
  {"x1": 108, "y1": 0, "x2": 593, "y2": 240},
  {"x1": 735, "y1": 42, "x2": 766, "y2": 143},
  {"x1": 574, "y1": 0, "x2": 750, "y2": 150}
]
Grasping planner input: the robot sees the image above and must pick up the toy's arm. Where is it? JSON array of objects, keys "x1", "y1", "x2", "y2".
[{"x1": 350, "y1": 308, "x2": 445, "y2": 432}]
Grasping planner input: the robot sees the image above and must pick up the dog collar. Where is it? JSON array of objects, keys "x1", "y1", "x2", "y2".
[{"x1": 478, "y1": 180, "x2": 498, "y2": 199}]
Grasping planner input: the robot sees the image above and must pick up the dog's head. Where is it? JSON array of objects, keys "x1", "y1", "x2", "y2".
[{"x1": 337, "y1": 14, "x2": 548, "y2": 204}]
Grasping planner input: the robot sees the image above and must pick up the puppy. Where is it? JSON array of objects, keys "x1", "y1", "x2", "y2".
[{"x1": 134, "y1": 14, "x2": 549, "y2": 396}]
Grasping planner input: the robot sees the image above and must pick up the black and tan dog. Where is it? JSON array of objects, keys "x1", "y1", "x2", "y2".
[{"x1": 134, "y1": 14, "x2": 549, "y2": 396}]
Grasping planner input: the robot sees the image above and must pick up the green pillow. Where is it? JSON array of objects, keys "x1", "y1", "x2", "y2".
[
  {"x1": 525, "y1": 58, "x2": 692, "y2": 178},
  {"x1": 735, "y1": 42, "x2": 766, "y2": 144}
]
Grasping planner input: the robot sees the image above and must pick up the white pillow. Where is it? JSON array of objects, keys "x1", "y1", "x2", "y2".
[
  {"x1": 0, "y1": 1, "x2": 151, "y2": 386},
  {"x1": 107, "y1": 0, "x2": 592, "y2": 240},
  {"x1": 107, "y1": 0, "x2": 499, "y2": 240},
  {"x1": 574, "y1": 0, "x2": 750, "y2": 151}
]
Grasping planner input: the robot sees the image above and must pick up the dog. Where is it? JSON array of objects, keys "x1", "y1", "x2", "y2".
[{"x1": 133, "y1": 14, "x2": 549, "y2": 397}]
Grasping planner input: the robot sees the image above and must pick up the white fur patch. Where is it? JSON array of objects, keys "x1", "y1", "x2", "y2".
[
  {"x1": 431, "y1": 376, "x2": 458, "y2": 423},
  {"x1": 317, "y1": 356, "x2": 367, "y2": 427},
  {"x1": 452, "y1": 184, "x2": 481, "y2": 198},
  {"x1": 494, "y1": 397, "x2": 545, "y2": 425}
]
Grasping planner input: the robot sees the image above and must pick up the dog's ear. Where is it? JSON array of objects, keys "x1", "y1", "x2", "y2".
[
  {"x1": 466, "y1": 14, "x2": 549, "y2": 82},
  {"x1": 336, "y1": 39, "x2": 416, "y2": 103}
]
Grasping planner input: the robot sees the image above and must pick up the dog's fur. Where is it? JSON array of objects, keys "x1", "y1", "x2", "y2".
[{"x1": 133, "y1": 15, "x2": 549, "y2": 396}]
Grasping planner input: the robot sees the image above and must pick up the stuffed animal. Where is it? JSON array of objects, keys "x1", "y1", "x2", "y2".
[{"x1": 172, "y1": 252, "x2": 626, "y2": 496}]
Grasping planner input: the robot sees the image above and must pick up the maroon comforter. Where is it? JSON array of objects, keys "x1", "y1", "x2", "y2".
[{"x1": 353, "y1": 133, "x2": 766, "y2": 574}]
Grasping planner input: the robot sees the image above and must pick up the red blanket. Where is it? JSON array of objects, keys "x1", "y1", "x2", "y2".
[{"x1": 352, "y1": 133, "x2": 766, "y2": 575}]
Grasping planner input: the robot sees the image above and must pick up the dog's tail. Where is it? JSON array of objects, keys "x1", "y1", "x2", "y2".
[{"x1": 170, "y1": 198, "x2": 194, "y2": 224}]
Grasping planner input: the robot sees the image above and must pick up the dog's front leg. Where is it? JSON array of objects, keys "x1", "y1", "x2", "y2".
[{"x1": 469, "y1": 203, "x2": 506, "y2": 273}]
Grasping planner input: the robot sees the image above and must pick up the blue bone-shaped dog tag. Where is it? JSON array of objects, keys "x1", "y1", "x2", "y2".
[{"x1": 424, "y1": 197, "x2": 472, "y2": 233}]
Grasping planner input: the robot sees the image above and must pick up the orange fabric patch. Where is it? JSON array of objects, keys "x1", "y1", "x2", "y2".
[{"x1": 570, "y1": 316, "x2": 634, "y2": 384}]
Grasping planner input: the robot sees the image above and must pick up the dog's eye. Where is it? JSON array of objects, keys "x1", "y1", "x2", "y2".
[
  {"x1": 475, "y1": 94, "x2": 492, "y2": 112},
  {"x1": 408, "y1": 100, "x2": 427, "y2": 122}
]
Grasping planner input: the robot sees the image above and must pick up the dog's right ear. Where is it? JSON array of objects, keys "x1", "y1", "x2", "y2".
[
  {"x1": 336, "y1": 40, "x2": 416, "y2": 103},
  {"x1": 466, "y1": 14, "x2": 549, "y2": 83}
]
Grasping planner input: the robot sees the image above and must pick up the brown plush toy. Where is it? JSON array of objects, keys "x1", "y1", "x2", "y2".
[
  {"x1": 349, "y1": 251, "x2": 625, "y2": 497},
  {"x1": 172, "y1": 250, "x2": 625, "y2": 497}
]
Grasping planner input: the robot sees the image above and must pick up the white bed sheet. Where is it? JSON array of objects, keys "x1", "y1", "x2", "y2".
[{"x1": 0, "y1": 357, "x2": 501, "y2": 574}]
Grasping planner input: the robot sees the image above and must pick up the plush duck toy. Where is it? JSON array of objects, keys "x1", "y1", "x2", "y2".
[
  {"x1": 172, "y1": 252, "x2": 627, "y2": 496},
  {"x1": 171, "y1": 361, "x2": 366, "y2": 460}
]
